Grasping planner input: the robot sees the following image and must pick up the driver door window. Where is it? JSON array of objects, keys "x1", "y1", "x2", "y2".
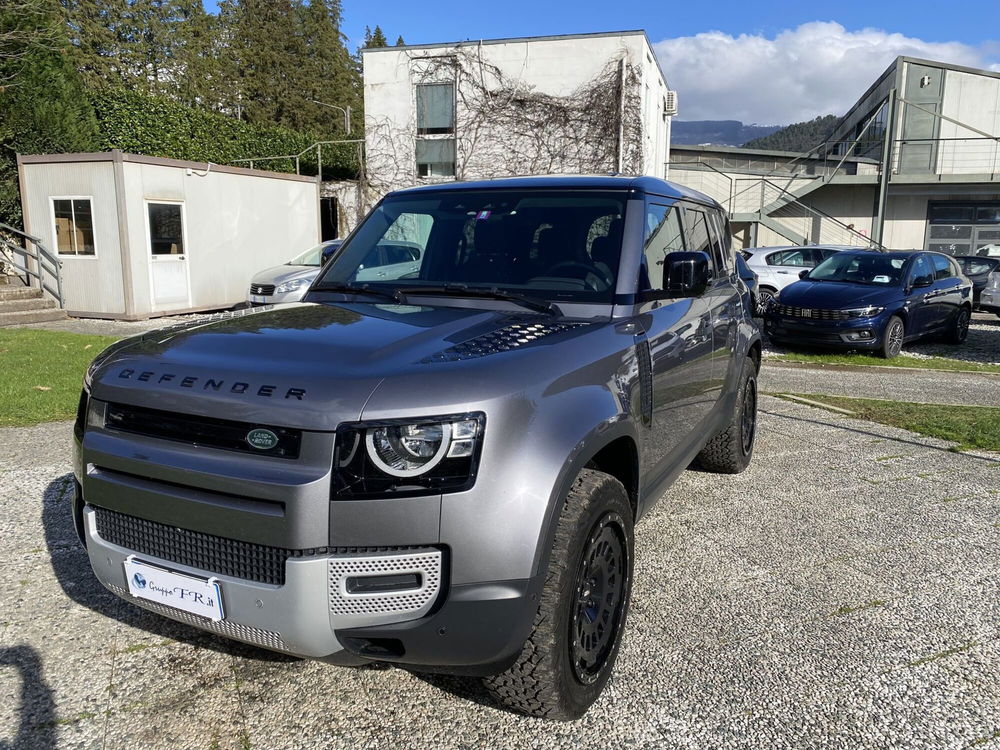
[{"x1": 642, "y1": 203, "x2": 685, "y2": 292}]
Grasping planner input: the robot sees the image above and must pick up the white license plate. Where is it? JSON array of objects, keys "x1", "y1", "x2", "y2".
[
  {"x1": 251, "y1": 295, "x2": 268, "y2": 304},
  {"x1": 124, "y1": 557, "x2": 225, "y2": 621}
]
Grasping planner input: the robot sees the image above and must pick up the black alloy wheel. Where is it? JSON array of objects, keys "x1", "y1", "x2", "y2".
[{"x1": 569, "y1": 512, "x2": 630, "y2": 685}]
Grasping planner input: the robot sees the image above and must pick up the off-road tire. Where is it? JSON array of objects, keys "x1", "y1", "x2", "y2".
[
  {"x1": 945, "y1": 306, "x2": 971, "y2": 344},
  {"x1": 696, "y1": 356, "x2": 758, "y2": 474},
  {"x1": 879, "y1": 315, "x2": 905, "y2": 358},
  {"x1": 483, "y1": 469, "x2": 634, "y2": 720}
]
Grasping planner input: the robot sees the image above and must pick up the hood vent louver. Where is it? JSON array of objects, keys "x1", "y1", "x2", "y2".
[{"x1": 420, "y1": 322, "x2": 585, "y2": 363}]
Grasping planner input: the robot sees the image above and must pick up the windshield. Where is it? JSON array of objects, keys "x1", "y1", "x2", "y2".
[
  {"x1": 315, "y1": 190, "x2": 628, "y2": 303},
  {"x1": 961, "y1": 258, "x2": 997, "y2": 276},
  {"x1": 807, "y1": 252, "x2": 908, "y2": 285},
  {"x1": 288, "y1": 241, "x2": 338, "y2": 267}
]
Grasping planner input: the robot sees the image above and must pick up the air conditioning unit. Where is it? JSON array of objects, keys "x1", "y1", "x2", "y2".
[{"x1": 664, "y1": 90, "x2": 678, "y2": 117}]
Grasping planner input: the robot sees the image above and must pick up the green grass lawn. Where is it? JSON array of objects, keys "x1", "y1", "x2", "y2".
[
  {"x1": 0, "y1": 329, "x2": 118, "y2": 427},
  {"x1": 770, "y1": 351, "x2": 1000, "y2": 374},
  {"x1": 778, "y1": 392, "x2": 1000, "y2": 453}
]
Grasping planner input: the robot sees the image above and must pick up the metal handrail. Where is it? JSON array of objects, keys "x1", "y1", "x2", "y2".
[
  {"x1": 0, "y1": 222, "x2": 64, "y2": 307},
  {"x1": 231, "y1": 139, "x2": 365, "y2": 176}
]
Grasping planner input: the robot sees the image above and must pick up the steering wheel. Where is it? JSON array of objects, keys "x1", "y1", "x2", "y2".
[{"x1": 546, "y1": 260, "x2": 612, "y2": 288}]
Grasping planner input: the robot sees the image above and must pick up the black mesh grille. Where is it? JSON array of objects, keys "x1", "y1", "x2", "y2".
[
  {"x1": 420, "y1": 322, "x2": 583, "y2": 363},
  {"x1": 93, "y1": 506, "x2": 422, "y2": 585},
  {"x1": 105, "y1": 402, "x2": 301, "y2": 459}
]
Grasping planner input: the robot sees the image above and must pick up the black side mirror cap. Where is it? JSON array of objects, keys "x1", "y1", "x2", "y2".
[
  {"x1": 912, "y1": 275, "x2": 933, "y2": 288},
  {"x1": 798, "y1": 269, "x2": 811, "y2": 279},
  {"x1": 662, "y1": 251, "x2": 711, "y2": 297}
]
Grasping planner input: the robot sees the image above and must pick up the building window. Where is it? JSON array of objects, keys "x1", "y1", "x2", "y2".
[
  {"x1": 147, "y1": 203, "x2": 185, "y2": 255},
  {"x1": 416, "y1": 83, "x2": 454, "y2": 135},
  {"x1": 416, "y1": 138, "x2": 455, "y2": 178},
  {"x1": 415, "y1": 82, "x2": 456, "y2": 177},
  {"x1": 52, "y1": 198, "x2": 95, "y2": 256},
  {"x1": 926, "y1": 202, "x2": 1000, "y2": 255}
]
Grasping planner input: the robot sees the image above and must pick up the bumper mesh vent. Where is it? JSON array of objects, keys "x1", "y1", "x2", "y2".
[
  {"x1": 93, "y1": 506, "x2": 421, "y2": 586},
  {"x1": 107, "y1": 584, "x2": 287, "y2": 651},
  {"x1": 329, "y1": 550, "x2": 442, "y2": 616}
]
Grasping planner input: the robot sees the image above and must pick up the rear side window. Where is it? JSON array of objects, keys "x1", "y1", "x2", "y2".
[
  {"x1": 686, "y1": 206, "x2": 728, "y2": 276},
  {"x1": 931, "y1": 254, "x2": 953, "y2": 280},
  {"x1": 767, "y1": 248, "x2": 814, "y2": 267}
]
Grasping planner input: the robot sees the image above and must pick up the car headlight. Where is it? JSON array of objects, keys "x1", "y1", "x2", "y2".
[
  {"x1": 334, "y1": 413, "x2": 485, "y2": 498},
  {"x1": 274, "y1": 277, "x2": 310, "y2": 294},
  {"x1": 844, "y1": 306, "x2": 885, "y2": 318}
]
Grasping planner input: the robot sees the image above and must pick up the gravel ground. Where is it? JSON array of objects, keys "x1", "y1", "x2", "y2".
[
  {"x1": 762, "y1": 311, "x2": 1000, "y2": 367},
  {"x1": 2, "y1": 398, "x2": 999, "y2": 749},
  {"x1": 758, "y1": 362, "x2": 1000, "y2": 407}
]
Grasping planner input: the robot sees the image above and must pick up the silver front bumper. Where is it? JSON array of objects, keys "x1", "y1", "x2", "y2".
[{"x1": 83, "y1": 507, "x2": 442, "y2": 657}]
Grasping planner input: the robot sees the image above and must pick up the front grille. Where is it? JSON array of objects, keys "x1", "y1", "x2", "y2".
[
  {"x1": 249, "y1": 283, "x2": 276, "y2": 296},
  {"x1": 93, "y1": 506, "x2": 423, "y2": 586},
  {"x1": 776, "y1": 305, "x2": 852, "y2": 321},
  {"x1": 105, "y1": 402, "x2": 301, "y2": 459},
  {"x1": 107, "y1": 584, "x2": 288, "y2": 651}
]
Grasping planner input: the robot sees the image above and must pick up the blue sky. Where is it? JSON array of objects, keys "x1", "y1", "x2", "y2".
[
  {"x1": 208, "y1": 0, "x2": 1000, "y2": 124},
  {"x1": 340, "y1": 0, "x2": 997, "y2": 51}
]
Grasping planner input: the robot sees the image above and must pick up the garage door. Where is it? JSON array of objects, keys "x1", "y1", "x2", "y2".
[{"x1": 925, "y1": 203, "x2": 1000, "y2": 256}]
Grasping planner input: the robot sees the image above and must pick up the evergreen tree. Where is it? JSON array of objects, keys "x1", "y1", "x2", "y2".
[
  {"x1": 0, "y1": 0, "x2": 99, "y2": 226},
  {"x1": 362, "y1": 25, "x2": 387, "y2": 48},
  {"x1": 298, "y1": 0, "x2": 359, "y2": 136},
  {"x1": 60, "y1": 0, "x2": 132, "y2": 89},
  {"x1": 395, "y1": 35, "x2": 405, "y2": 46},
  {"x1": 742, "y1": 115, "x2": 840, "y2": 152}
]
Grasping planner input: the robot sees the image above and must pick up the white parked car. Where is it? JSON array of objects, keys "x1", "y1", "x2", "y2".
[
  {"x1": 742, "y1": 245, "x2": 871, "y2": 314},
  {"x1": 248, "y1": 240, "x2": 343, "y2": 305},
  {"x1": 248, "y1": 239, "x2": 423, "y2": 306}
]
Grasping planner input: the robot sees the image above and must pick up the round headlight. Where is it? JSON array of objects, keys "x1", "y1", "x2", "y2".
[{"x1": 365, "y1": 422, "x2": 452, "y2": 477}]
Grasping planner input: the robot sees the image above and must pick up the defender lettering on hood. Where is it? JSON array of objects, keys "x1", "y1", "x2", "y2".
[{"x1": 117, "y1": 368, "x2": 306, "y2": 400}]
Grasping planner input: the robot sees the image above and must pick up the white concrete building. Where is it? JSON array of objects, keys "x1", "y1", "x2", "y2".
[
  {"x1": 670, "y1": 56, "x2": 1000, "y2": 253},
  {"x1": 17, "y1": 151, "x2": 319, "y2": 319},
  {"x1": 361, "y1": 30, "x2": 674, "y2": 196}
]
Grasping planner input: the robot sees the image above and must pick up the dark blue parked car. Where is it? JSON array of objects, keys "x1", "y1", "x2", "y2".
[{"x1": 763, "y1": 250, "x2": 973, "y2": 358}]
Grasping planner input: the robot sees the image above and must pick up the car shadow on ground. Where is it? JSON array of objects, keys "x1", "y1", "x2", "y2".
[
  {"x1": 41, "y1": 473, "x2": 296, "y2": 663},
  {"x1": 0, "y1": 645, "x2": 56, "y2": 750}
]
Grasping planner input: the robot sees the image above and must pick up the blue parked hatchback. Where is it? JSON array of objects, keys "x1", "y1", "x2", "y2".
[{"x1": 763, "y1": 250, "x2": 973, "y2": 358}]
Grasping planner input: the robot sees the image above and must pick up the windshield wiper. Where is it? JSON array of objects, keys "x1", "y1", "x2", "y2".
[
  {"x1": 396, "y1": 284, "x2": 558, "y2": 316},
  {"x1": 312, "y1": 282, "x2": 407, "y2": 304}
]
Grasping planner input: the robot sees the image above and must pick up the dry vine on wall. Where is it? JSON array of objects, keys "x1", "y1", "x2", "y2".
[{"x1": 363, "y1": 47, "x2": 644, "y2": 208}]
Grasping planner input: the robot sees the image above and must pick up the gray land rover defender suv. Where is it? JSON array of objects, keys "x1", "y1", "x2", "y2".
[{"x1": 74, "y1": 175, "x2": 760, "y2": 719}]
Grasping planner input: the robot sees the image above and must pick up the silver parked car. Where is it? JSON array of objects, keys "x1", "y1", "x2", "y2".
[
  {"x1": 74, "y1": 176, "x2": 760, "y2": 720},
  {"x1": 248, "y1": 240, "x2": 343, "y2": 305},
  {"x1": 743, "y1": 245, "x2": 869, "y2": 314}
]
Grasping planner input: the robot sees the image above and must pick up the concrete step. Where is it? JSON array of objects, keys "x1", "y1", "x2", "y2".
[
  {"x1": 0, "y1": 297, "x2": 57, "y2": 313},
  {"x1": 0, "y1": 286, "x2": 42, "y2": 302},
  {"x1": 0, "y1": 307, "x2": 68, "y2": 327}
]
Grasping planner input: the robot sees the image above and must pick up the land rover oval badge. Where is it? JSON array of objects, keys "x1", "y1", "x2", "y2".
[{"x1": 246, "y1": 428, "x2": 279, "y2": 450}]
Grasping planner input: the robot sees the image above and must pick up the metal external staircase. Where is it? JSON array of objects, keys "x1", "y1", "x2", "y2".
[{"x1": 0, "y1": 224, "x2": 67, "y2": 327}]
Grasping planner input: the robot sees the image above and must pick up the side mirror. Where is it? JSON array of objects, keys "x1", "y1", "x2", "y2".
[
  {"x1": 798, "y1": 269, "x2": 811, "y2": 279},
  {"x1": 321, "y1": 247, "x2": 336, "y2": 264},
  {"x1": 912, "y1": 274, "x2": 933, "y2": 288},
  {"x1": 662, "y1": 251, "x2": 711, "y2": 297}
]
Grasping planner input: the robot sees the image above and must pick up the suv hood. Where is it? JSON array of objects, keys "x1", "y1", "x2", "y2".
[
  {"x1": 778, "y1": 280, "x2": 899, "y2": 308},
  {"x1": 89, "y1": 303, "x2": 598, "y2": 430}
]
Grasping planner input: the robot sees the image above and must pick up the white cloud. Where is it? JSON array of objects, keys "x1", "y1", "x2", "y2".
[{"x1": 654, "y1": 22, "x2": 1000, "y2": 124}]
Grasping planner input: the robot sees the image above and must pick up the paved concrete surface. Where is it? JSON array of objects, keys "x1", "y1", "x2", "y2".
[
  {"x1": 759, "y1": 361, "x2": 1000, "y2": 407},
  {"x1": 2, "y1": 397, "x2": 999, "y2": 749},
  {"x1": 11, "y1": 312, "x2": 225, "y2": 338}
]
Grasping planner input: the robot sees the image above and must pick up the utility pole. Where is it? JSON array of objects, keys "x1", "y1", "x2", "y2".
[{"x1": 872, "y1": 88, "x2": 897, "y2": 247}]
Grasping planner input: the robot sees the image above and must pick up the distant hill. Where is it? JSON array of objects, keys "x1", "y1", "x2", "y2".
[
  {"x1": 672, "y1": 120, "x2": 783, "y2": 147},
  {"x1": 742, "y1": 115, "x2": 840, "y2": 152}
]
